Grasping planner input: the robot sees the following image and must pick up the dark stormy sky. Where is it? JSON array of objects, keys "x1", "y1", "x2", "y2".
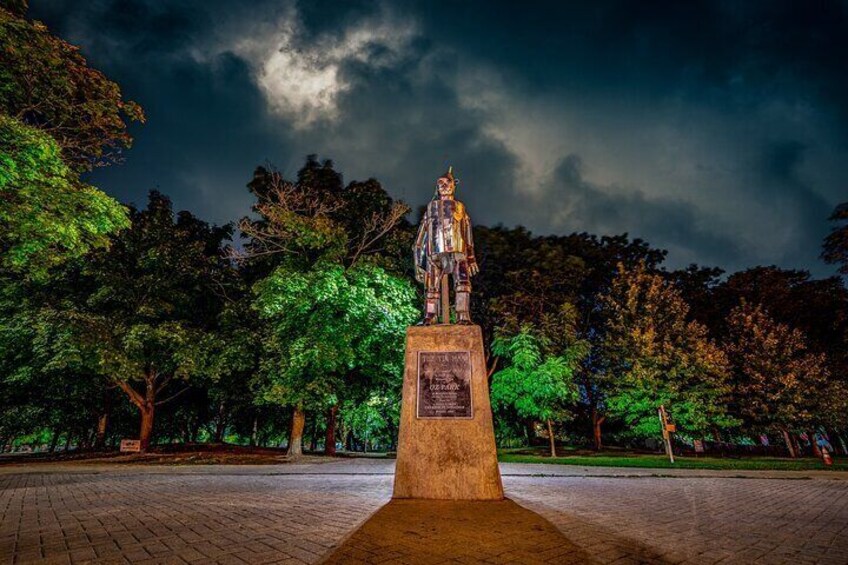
[{"x1": 30, "y1": 1, "x2": 848, "y2": 276}]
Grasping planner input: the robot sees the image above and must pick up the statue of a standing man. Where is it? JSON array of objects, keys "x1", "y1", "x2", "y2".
[{"x1": 414, "y1": 167, "x2": 479, "y2": 325}]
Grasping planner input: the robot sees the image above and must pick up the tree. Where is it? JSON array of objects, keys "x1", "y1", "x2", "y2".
[
  {"x1": 724, "y1": 302, "x2": 830, "y2": 457},
  {"x1": 0, "y1": 115, "x2": 129, "y2": 278},
  {"x1": 254, "y1": 260, "x2": 416, "y2": 456},
  {"x1": 822, "y1": 202, "x2": 848, "y2": 276},
  {"x1": 202, "y1": 295, "x2": 264, "y2": 444},
  {"x1": 240, "y1": 158, "x2": 414, "y2": 456},
  {"x1": 472, "y1": 228, "x2": 668, "y2": 449},
  {"x1": 0, "y1": 6, "x2": 141, "y2": 278},
  {"x1": 37, "y1": 192, "x2": 231, "y2": 451},
  {"x1": 490, "y1": 328, "x2": 585, "y2": 457},
  {"x1": 711, "y1": 267, "x2": 848, "y2": 446},
  {"x1": 600, "y1": 263, "x2": 734, "y2": 443},
  {"x1": 0, "y1": 6, "x2": 144, "y2": 171}
]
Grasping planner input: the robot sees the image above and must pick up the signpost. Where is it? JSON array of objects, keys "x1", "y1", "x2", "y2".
[
  {"x1": 120, "y1": 439, "x2": 141, "y2": 453},
  {"x1": 658, "y1": 405, "x2": 674, "y2": 464}
]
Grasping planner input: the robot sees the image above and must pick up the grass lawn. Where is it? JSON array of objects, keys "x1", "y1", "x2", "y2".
[{"x1": 498, "y1": 448, "x2": 848, "y2": 471}]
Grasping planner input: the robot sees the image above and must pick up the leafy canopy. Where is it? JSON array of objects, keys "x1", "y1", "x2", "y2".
[
  {"x1": 0, "y1": 115, "x2": 129, "y2": 278},
  {"x1": 255, "y1": 260, "x2": 417, "y2": 410},
  {"x1": 725, "y1": 301, "x2": 830, "y2": 431},
  {"x1": 0, "y1": 7, "x2": 144, "y2": 171},
  {"x1": 600, "y1": 262, "x2": 735, "y2": 437},
  {"x1": 490, "y1": 328, "x2": 585, "y2": 423}
]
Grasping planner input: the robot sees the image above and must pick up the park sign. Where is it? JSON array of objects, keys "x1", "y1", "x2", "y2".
[
  {"x1": 416, "y1": 351, "x2": 473, "y2": 419},
  {"x1": 120, "y1": 439, "x2": 141, "y2": 453}
]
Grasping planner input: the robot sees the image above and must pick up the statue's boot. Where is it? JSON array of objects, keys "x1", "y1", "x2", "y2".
[
  {"x1": 456, "y1": 291, "x2": 472, "y2": 325},
  {"x1": 421, "y1": 293, "x2": 440, "y2": 325}
]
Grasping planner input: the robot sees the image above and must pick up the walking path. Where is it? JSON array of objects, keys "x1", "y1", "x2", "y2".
[{"x1": 1, "y1": 459, "x2": 846, "y2": 564}]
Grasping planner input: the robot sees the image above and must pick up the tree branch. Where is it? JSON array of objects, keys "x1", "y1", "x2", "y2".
[
  {"x1": 112, "y1": 378, "x2": 145, "y2": 409},
  {"x1": 155, "y1": 386, "x2": 192, "y2": 407},
  {"x1": 487, "y1": 356, "x2": 500, "y2": 379}
]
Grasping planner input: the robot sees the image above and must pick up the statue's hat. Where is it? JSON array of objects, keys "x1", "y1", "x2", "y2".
[{"x1": 440, "y1": 166, "x2": 457, "y2": 184}]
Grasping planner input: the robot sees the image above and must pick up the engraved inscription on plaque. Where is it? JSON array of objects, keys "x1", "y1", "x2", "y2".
[{"x1": 416, "y1": 351, "x2": 472, "y2": 419}]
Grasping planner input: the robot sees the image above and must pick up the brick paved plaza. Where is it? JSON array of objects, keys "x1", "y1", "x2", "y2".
[{"x1": 1, "y1": 459, "x2": 847, "y2": 564}]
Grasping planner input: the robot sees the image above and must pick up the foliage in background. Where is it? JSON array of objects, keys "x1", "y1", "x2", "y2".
[
  {"x1": 255, "y1": 262, "x2": 416, "y2": 421},
  {"x1": 724, "y1": 301, "x2": 832, "y2": 454},
  {"x1": 25, "y1": 193, "x2": 232, "y2": 451},
  {"x1": 0, "y1": 6, "x2": 144, "y2": 171},
  {"x1": 239, "y1": 158, "x2": 414, "y2": 455},
  {"x1": 600, "y1": 262, "x2": 736, "y2": 439},
  {"x1": 0, "y1": 115, "x2": 129, "y2": 278},
  {"x1": 822, "y1": 203, "x2": 848, "y2": 276},
  {"x1": 490, "y1": 327, "x2": 586, "y2": 456}
]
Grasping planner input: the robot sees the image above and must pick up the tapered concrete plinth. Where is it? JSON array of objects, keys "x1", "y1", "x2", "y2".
[
  {"x1": 321, "y1": 499, "x2": 590, "y2": 563},
  {"x1": 392, "y1": 324, "x2": 504, "y2": 500}
]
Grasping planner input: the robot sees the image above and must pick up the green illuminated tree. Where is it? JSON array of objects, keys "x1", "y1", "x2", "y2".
[
  {"x1": 0, "y1": 115, "x2": 129, "y2": 278},
  {"x1": 254, "y1": 261, "x2": 416, "y2": 455},
  {"x1": 241, "y1": 158, "x2": 414, "y2": 456},
  {"x1": 490, "y1": 328, "x2": 586, "y2": 457}
]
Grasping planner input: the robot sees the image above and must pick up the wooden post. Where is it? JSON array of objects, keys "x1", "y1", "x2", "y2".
[
  {"x1": 658, "y1": 405, "x2": 674, "y2": 464},
  {"x1": 440, "y1": 273, "x2": 450, "y2": 324}
]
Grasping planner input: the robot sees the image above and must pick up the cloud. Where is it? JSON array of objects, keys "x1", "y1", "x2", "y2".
[
  {"x1": 27, "y1": 0, "x2": 848, "y2": 278},
  {"x1": 542, "y1": 154, "x2": 743, "y2": 267},
  {"x1": 228, "y1": 6, "x2": 419, "y2": 128}
]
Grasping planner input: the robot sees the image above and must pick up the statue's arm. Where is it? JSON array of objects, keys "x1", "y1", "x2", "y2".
[
  {"x1": 414, "y1": 210, "x2": 429, "y2": 282},
  {"x1": 464, "y1": 213, "x2": 479, "y2": 276}
]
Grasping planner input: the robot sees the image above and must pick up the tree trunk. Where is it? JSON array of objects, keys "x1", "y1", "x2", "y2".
[
  {"x1": 781, "y1": 428, "x2": 797, "y2": 458},
  {"x1": 592, "y1": 409, "x2": 605, "y2": 451},
  {"x1": 83, "y1": 428, "x2": 94, "y2": 450},
  {"x1": 63, "y1": 433, "x2": 72, "y2": 452},
  {"x1": 214, "y1": 401, "x2": 226, "y2": 443},
  {"x1": 49, "y1": 429, "x2": 60, "y2": 453},
  {"x1": 95, "y1": 412, "x2": 109, "y2": 450},
  {"x1": 250, "y1": 415, "x2": 259, "y2": 447},
  {"x1": 524, "y1": 420, "x2": 537, "y2": 445},
  {"x1": 309, "y1": 415, "x2": 318, "y2": 452},
  {"x1": 809, "y1": 430, "x2": 821, "y2": 457},
  {"x1": 325, "y1": 405, "x2": 338, "y2": 456},
  {"x1": 836, "y1": 432, "x2": 848, "y2": 456},
  {"x1": 288, "y1": 406, "x2": 305, "y2": 457},
  {"x1": 546, "y1": 419, "x2": 556, "y2": 458},
  {"x1": 139, "y1": 403, "x2": 155, "y2": 452},
  {"x1": 95, "y1": 388, "x2": 111, "y2": 450}
]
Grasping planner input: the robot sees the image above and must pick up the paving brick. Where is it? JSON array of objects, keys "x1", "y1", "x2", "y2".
[{"x1": 0, "y1": 461, "x2": 846, "y2": 564}]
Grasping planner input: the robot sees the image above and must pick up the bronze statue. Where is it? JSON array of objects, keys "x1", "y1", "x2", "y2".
[{"x1": 414, "y1": 167, "x2": 479, "y2": 325}]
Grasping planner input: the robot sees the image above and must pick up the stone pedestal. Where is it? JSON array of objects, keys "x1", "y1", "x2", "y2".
[{"x1": 393, "y1": 324, "x2": 504, "y2": 500}]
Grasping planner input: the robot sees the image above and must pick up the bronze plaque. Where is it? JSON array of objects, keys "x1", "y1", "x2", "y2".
[{"x1": 416, "y1": 351, "x2": 472, "y2": 419}]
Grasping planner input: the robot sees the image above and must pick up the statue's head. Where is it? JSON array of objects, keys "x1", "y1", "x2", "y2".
[{"x1": 436, "y1": 166, "x2": 456, "y2": 199}]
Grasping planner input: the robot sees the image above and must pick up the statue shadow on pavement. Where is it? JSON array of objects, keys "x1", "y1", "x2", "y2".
[{"x1": 320, "y1": 497, "x2": 671, "y2": 564}]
